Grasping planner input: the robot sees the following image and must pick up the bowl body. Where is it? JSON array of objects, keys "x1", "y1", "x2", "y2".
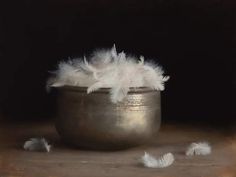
[{"x1": 55, "y1": 86, "x2": 161, "y2": 150}]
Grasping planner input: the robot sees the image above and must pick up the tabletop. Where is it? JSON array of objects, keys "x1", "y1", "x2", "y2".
[{"x1": 0, "y1": 120, "x2": 235, "y2": 177}]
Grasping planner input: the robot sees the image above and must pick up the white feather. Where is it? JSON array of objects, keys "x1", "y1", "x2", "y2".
[
  {"x1": 186, "y1": 142, "x2": 211, "y2": 156},
  {"x1": 90, "y1": 45, "x2": 117, "y2": 68},
  {"x1": 110, "y1": 85, "x2": 130, "y2": 103},
  {"x1": 23, "y1": 138, "x2": 51, "y2": 152},
  {"x1": 51, "y1": 60, "x2": 96, "y2": 87},
  {"x1": 47, "y1": 45, "x2": 169, "y2": 103},
  {"x1": 141, "y1": 152, "x2": 175, "y2": 168}
]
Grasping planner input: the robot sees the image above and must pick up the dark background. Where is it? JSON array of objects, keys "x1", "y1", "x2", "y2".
[{"x1": 0, "y1": 0, "x2": 235, "y2": 124}]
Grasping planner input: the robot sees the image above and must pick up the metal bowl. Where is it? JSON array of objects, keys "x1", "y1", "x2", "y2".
[{"x1": 55, "y1": 86, "x2": 161, "y2": 150}]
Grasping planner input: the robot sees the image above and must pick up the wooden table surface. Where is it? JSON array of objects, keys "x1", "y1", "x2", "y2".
[{"x1": 0, "y1": 120, "x2": 235, "y2": 177}]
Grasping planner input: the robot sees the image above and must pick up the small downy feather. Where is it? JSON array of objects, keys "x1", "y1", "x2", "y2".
[
  {"x1": 186, "y1": 142, "x2": 211, "y2": 156},
  {"x1": 23, "y1": 138, "x2": 51, "y2": 152},
  {"x1": 141, "y1": 152, "x2": 175, "y2": 168}
]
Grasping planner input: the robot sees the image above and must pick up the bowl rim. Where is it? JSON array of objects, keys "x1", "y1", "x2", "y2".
[{"x1": 52, "y1": 85, "x2": 159, "y2": 93}]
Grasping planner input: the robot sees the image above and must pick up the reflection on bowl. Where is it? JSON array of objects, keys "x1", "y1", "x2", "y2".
[{"x1": 55, "y1": 86, "x2": 161, "y2": 150}]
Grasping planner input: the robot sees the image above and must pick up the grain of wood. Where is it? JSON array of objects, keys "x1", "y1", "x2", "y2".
[{"x1": 0, "y1": 120, "x2": 235, "y2": 177}]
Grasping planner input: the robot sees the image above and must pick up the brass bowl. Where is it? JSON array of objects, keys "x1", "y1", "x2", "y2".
[{"x1": 55, "y1": 86, "x2": 161, "y2": 150}]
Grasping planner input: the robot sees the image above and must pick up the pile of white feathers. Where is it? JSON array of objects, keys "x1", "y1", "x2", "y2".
[{"x1": 47, "y1": 45, "x2": 169, "y2": 103}]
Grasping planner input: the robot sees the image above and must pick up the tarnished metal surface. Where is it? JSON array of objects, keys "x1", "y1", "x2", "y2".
[{"x1": 55, "y1": 86, "x2": 161, "y2": 150}]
